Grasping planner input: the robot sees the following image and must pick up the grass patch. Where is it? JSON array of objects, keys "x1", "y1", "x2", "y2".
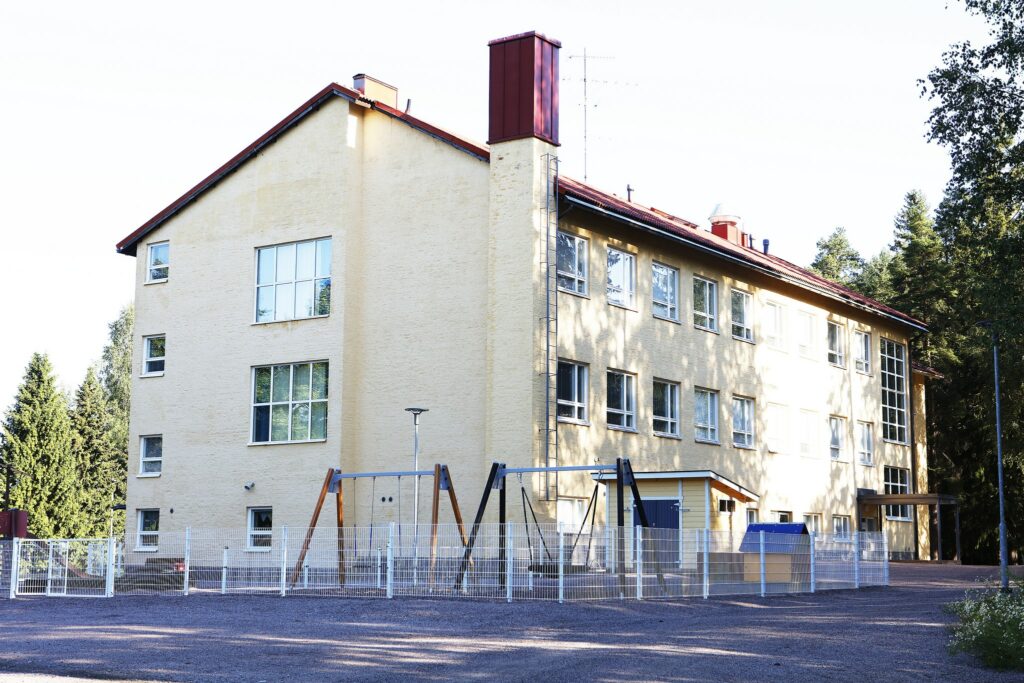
[{"x1": 946, "y1": 578, "x2": 1024, "y2": 670}]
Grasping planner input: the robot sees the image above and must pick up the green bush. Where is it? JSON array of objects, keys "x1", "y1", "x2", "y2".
[{"x1": 946, "y1": 579, "x2": 1024, "y2": 670}]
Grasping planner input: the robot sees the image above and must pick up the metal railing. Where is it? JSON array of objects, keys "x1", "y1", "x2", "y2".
[{"x1": 6, "y1": 526, "x2": 887, "y2": 602}]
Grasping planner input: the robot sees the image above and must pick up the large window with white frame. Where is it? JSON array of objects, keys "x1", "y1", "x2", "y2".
[
  {"x1": 764, "y1": 301, "x2": 784, "y2": 348},
  {"x1": 606, "y1": 248, "x2": 635, "y2": 307},
  {"x1": 803, "y1": 513, "x2": 823, "y2": 533},
  {"x1": 136, "y1": 509, "x2": 159, "y2": 549},
  {"x1": 829, "y1": 416, "x2": 845, "y2": 460},
  {"x1": 880, "y1": 338, "x2": 908, "y2": 443},
  {"x1": 652, "y1": 380, "x2": 680, "y2": 436},
  {"x1": 606, "y1": 370, "x2": 636, "y2": 430},
  {"x1": 832, "y1": 514, "x2": 851, "y2": 539},
  {"x1": 732, "y1": 396, "x2": 755, "y2": 448},
  {"x1": 854, "y1": 331, "x2": 871, "y2": 374},
  {"x1": 798, "y1": 311, "x2": 815, "y2": 357},
  {"x1": 651, "y1": 262, "x2": 679, "y2": 320},
  {"x1": 884, "y1": 466, "x2": 912, "y2": 520},
  {"x1": 693, "y1": 276, "x2": 718, "y2": 331},
  {"x1": 146, "y1": 242, "x2": 169, "y2": 283},
  {"x1": 857, "y1": 421, "x2": 874, "y2": 465},
  {"x1": 247, "y1": 507, "x2": 273, "y2": 550},
  {"x1": 694, "y1": 388, "x2": 719, "y2": 443},
  {"x1": 827, "y1": 321, "x2": 846, "y2": 366},
  {"x1": 557, "y1": 360, "x2": 588, "y2": 422},
  {"x1": 143, "y1": 335, "x2": 165, "y2": 375},
  {"x1": 252, "y1": 361, "x2": 329, "y2": 443},
  {"x1": 731, "y1": 290, "x2": 754, "y2": 342},
  {"x1": 139, "y1": 435, "x2": 163, "y2": 475},
  {"x1": 255, "y1": 238, "x2": 332, "y2": 323},
  {"x1": 556, "y1": 232, "x2": 588, "y2": 295}
]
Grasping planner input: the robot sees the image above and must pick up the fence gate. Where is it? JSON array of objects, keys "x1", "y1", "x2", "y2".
[{"x1": 17, "y1": 539, "x2": 109, "y2": 598}]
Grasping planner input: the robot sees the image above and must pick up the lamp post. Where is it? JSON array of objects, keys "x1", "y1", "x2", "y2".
[
  {"x1": 979, "y1": 321, "x2": 1009, "y2": 591},
  {"x1": 405, "y1": 407, "x2": 428, "y2": 585}
]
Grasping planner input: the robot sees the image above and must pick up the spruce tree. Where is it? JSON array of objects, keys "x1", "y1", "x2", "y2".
[
  {"x1": 809, "y1": 227, "x2": 864, "y2": 288},
  {"x1": 71, "y1": 367, "x2": 118, "y2": 536},
  {"x1": 855, "y1": 250, "x2": 898, "y2": 304},
  {"x1": 100, "y1": 303, "x2": 132, "y2": 515},
  {"x1": 1, "y1": 353, "x2": 85, "y2": 538}
]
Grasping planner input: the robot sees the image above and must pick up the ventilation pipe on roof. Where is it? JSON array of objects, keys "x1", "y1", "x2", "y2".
[{"x1": 762, "y1": 239, "x2": 770, "y2": 255}]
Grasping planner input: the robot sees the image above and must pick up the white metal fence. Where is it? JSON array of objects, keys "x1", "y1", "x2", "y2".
[{"x1": 5, "y1": 526, "x2": 887, "y2": 602}]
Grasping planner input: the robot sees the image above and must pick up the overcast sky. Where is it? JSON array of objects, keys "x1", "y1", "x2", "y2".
[{"x1": 0, "y1": 1, "x2": 989, "y2": 409}]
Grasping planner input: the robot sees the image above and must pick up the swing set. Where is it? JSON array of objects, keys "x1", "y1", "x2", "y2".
[{"x1": 289, "y1": 463, "x2": 468, "y2": 589}]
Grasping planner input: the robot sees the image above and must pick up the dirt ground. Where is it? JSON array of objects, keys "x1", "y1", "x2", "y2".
[{"x1": 0, "y1": 563, "x2": 1021, "y2": 683}]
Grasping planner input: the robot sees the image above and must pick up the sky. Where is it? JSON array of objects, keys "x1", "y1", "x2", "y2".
[{"x1": 0, "y1": 1, "x2": 991, "y2": 410}]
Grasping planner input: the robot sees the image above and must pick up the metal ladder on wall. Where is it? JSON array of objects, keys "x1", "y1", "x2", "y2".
[{"x1": 541, "y1": 153, "x2": 560, "y2": 501}]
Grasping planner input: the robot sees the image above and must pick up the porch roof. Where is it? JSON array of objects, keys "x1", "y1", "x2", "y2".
[{"x1": 591, "y1": 469, "x2": 759, "y2": 503}]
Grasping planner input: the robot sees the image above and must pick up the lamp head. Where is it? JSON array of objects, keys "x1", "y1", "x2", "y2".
[{"x1": 405, "y1": 407, "x2": 429, "y2": 416}]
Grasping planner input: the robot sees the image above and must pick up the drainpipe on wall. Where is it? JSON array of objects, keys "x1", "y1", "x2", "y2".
[{"x1": 907, "y1": 346, "x2": 921, "y2": 561}]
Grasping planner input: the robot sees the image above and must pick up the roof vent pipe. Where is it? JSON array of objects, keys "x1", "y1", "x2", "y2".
[{"x1": 762, "y1": 239, "x2": 770, "y2": 255}]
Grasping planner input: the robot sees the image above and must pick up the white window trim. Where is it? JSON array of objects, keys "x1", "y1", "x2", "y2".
[
  {"x1": 880, "y1": 337, "x2": 909, "y2": 444},
  {"x1": 731, "y1": 396, "x2": 755, "y2": 449},
  {"x1": 606, "y1": 247, "x2": 636, "y2": 309},
  {"x1": 253, "y1": 237, "x2": 332, "y2": 324},
  {"x1": 247, "y1": 507, "x2": 274, "y2": 552},
  {"x1": 693, "y1": 276, "x2": 719, "y2": 332},
  {"x1": 556, "y1": 232, "x2": 589, "y2": 296},
  {"x1": 803, "y1": 513, "x2": 823, "y2": 534},
  {"x1": 145, "y1": 241, "x2": 169, "y2": 284},
  {"x1": 141, "y1": 335, "x2": 165, "y2": 377},
  {"x1": 854, "y1": 331, "x2": 872, "y2": 374},
  {"x1": 884, "y1": 466, "x2": 912, "y2": 521},
  {"x1": 250, "y1": 361, "x2": 330, "y2": 445},
  {"x1": 857, "y1": 421, "x2": 874, "y2": 466},
  {"x1": 557, "y1": 360, "x2": 589, "y2": 424},
  {"x1": 829, "y1": 416, "x2": 846, "y2": 461},
  {"x1": 694, "y1": 387, "x2": 720, "y2": 444},
  {"x1": 827, "y1": 321, "x2": 846, "y2": 367},
  {"x1": 651, "y1": 261, "x2": 679, "y2": 322},
  {"x1": 764, "y1": 301, "x2": 785, "y2": 349},
  {"x1": 746, "y1": 509, "x2": 759, "y2": 526},
  {"x1": 138, "y1": 435, "x2": 163, "y2": 477},
  {"x1": 606, "y1": 370, "x2": 637, "y2": 431},
  {"x1": 832, "y1": 515, "x2": 852, "y2": 540},
  {"x1": 652, "y1": 379, "x2": 680, "y2": 437},
  {"x1": 730, "y1": 289, "x2": 754, "y2": 343},
  {"x1": 135, "y1": 509, "x2": 159, "y2": 552}
]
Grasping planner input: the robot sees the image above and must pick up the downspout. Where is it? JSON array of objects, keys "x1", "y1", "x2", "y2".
[{"x1": 907, "y1": 346, "x2": 920, "y2": 561}]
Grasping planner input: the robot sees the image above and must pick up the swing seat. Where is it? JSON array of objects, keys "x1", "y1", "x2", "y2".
[{"x1": 528, "y1": 562, "x2": 593, "y2": 577}]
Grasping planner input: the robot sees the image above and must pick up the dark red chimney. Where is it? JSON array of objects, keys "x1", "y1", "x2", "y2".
[{"x1": 488, "y1": 31, "x2": 560, "y2": 146}]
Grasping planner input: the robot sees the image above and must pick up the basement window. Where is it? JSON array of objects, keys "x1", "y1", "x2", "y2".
[
  {"x1": 247, "y1": 507, "x2": 273, "y2": 550},
  {"x1": 136, "y1": 509, "x2": 159, "y2": 550}
]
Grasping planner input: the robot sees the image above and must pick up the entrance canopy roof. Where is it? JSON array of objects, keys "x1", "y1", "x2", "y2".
[{"x1": 592, "y1": 469, "x2": 759, "y2": 503}]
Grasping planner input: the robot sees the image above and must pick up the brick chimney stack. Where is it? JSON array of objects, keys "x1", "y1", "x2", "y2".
[{"x1": 710, "y1": 203, "x2": 743, "y2": 245}]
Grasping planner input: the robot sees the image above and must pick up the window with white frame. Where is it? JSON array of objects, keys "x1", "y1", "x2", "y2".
[
  {"x1": 857, "y1": 421, "x2": 874, "y2": 465},
  {"x1": 143, "y1": 335, "x2": 165, "y2": 375},
  {"x1": 798, "y1": 311, "x2": 815, "y2": 357},
  {"x1": 556, "y1": 232, "x2": 588, "y2": 295},
  {"x1": 832, "y1": 514, "x2": 851, "y2": 539},
  {"x1": 557, "y1": 360, "x2": 588, "y2": 422},
  {"x1": 829, "y1": 416, "x2": 845, "y2": 460},
  {"x1": 854, "y1": 331, "x2": 871, "y2": 373},
  {"x1": 693, "y1": 276, "x2": 718, "y2": 330},
  {"x1": 880, "y1": 338, "x2": 908, "y2": 443},
  {"x1": 799, "y1": 409, "x2": 817, "y2": 456},
  {"x1": 827, "y1": 321, "x2": 846, "y2": 366},
  {"x1": 247, "y1": 507, "x2": 273, "y2": 549},
  {"x1": 651, "y1": 262, "x2": 679, "y2": 320},
  {"x1": 146, "y1": 242, "x2": 169, "y2": 282},
  {"x1": 774, "y1": 511, "x2": 792, "y2": 523},
  {"x1": 884, "y1": 466, "x2": 912, "y2": 520},
  {"x1": 652, "y1": 380, "x2": 680, "y2": 436},
  {"x1": 139, "y1": 435, "x2": 162, "y2": 475},
  {"x1": 252, "y1": 361, "x2": 329, "y2": 443},
  {"x1": 136, "y1": 509, "x2": 159, "y2": 549},
  {"x1": 255, "y1": 238, "x2": 332, "y2": 323},
  {"x1": 606, "y1": 248, "x2": 635, "y2": 307},
  {"x1": 766, "y1": 403, "x2": 787, "y2": 453},
  {"x1": 803, "y1": 513, "x2": 822, "y2": 533},
  {"x1": 694, "y1": 388, "x2": 719, "y2": 443},
  {"x1": 731, "y1": 290, "x2": 754, "y2": 341},
  {"x1": 606, "y1": 370, "x2": 636, "y2": 430},
  {"x1": 746, "y1": 508, "x2": 759, "y2": 526},
  {"x1": 732, "y1": 396, "x2": 755, "y2": 448},
  {"x1": 557, "y1": 498, "x2": 587, "y2": 528},
  {"x1": 764, "y1": 301, "x2": 784, "y2": 348}
]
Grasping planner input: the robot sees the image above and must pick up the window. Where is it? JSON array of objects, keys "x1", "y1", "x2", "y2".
[
  {"x1": 732, "y1": 396, "x2": 755, "y2": 448},
  {"x1": 139, "y1": 435, "x2": 162, "y2": 475},
  {"x1": 558, "y1": 498, "x2": 587, "y2": 527},
  {"x1": 255, "y1": 238, "x2": 332, "y2": 323},
  {"x1": 803, "y1": 513, "x2": 822, "y2": 533},
  {"x1": 143, "y1": 335, "x2": 165, "y2": 375},
  {"x1": 652, "y1": 380, "x2": 680, "y2": 436},
  {"x1": 606, "y1": 248, "x2": 635, "y2": 307},
  {"x1": 556, "y1": 232, "x2": 588, "y2": 295},
  {"x1": 880, "y1": 338, "x2": 908, "y2": 443},
  {"x1": 606, "y1": 370, "x2": 636, "y2": 430},
  {"x1": 766, "y1": 403, "x2": 787, "y2": 453},
  {"x1": 857, "y1": 422, "x2": 874, "y2": 465},
  {"x1": 829, "y1": 416, "x2": 845, "y2": 460},
  {"x1": 718, "y1": 499, "x2": 736, "y2": 513},
  {"x1": 884, "y1": 467, "x2": 912, "y2": 520},
  {"x1": 854, "y1": 331, "x2": 871, "y2": 374},
  {"x1": 557, "y1": 361, "x2": 588, "y2": 422},
  {"x1": 799, "y1": 409, "x2": 817, "y2": 456},
  {"x1": 731, "y1": 290, "x2": 754, "y2": 341},
  {"x1": 651, "y1": 262, "x2": 679, "y2": 320},
  {"x1": 832, "y1": 515, "x2": 851, "y2": 539},
  {"x1": 247, "y1": 508, "x2": 273, "y2": 549},
  {"x1": 694, "y1": 388, "x2": 719, "y2": 443},
  {"x1": 774, "y1": 511, "x2": 792, "y2": 523},
  {"x1": 764, "y1": 301, "x2": 784, "y2": 348},
  {"x1": 798, "y1": 311, "x2": 815, "y2": 357},
  {"x1": 136, "y1": 510, "x2": 159, "y2": 549},
  {"x1": 827, "y1": 321, "x2": 845, "y2": 366},
  {"x1": 146, "y1": 242, "x2": 169, "y2": 282},
  {"x1": 252, "y1": 361, "x2": 329, "y2": 443},
  {"x1": 693, "y1": 276, "x2": 718, "y2": 330},
  {"x1": 746, "y1": 509, "x2": 759, "y2": 526}
]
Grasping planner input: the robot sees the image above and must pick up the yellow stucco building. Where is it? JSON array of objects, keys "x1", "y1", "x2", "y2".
[{"x1": 117, "y1": 32, "x2": 935, "y2": 561}]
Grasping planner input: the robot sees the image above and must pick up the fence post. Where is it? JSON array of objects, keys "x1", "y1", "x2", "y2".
[
  {"x1": 182, "y1": 527, "x2": 192, "y2": 597},
  {"x1": 809, "y1": 531, "x2": 816, "y2": 593},
  {"x1": 386, "y1": 522, "x2": 395, "y2": 599},
  {"x1": 853, "y1": 532, "x2": 860, "y2": 589},
  {"x1": 882, "y1": 533, "x2": 890, "y2": 586},
  {"x1": 303, "y1": 559, "x2": 309, "y2": 590},
  {"x1": 636, "y1": 525, "x2": 643, "y2": 601},
  {"x1": 105, "y1": 536, "x2": 116, "y2": 598},
  {"x1": 376, "y1": 547, "x2": 382, "y2": 590},
  {"x1": 221, "y1": 547, "x2": 228, "y2": 594},
  {"x1": 558, "y1": 526, "x2": 565, "y2": 605},
  {"x1": 9, "y1": 538, "x2": 20, "y2": 599},
  {"x1": 279, "y1": 526, "x2": 288, "y2": 597},
  {"x1": 759, "y1": 530, "x2": 767, "y2": 598},
  {"x1": 506, "y1": 526, "x2": 513, "y2": 603},
  {"x1": 702, "y1": 528, "x2": 710, "y2": 599}
]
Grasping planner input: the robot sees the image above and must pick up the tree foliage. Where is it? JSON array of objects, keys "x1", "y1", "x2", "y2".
[
  {"x1": 809, "y1": 227, "x2": 864, "y2": 288},
  {"x1": 71, "y1": 367, "x2": 121, "y2": 536}
]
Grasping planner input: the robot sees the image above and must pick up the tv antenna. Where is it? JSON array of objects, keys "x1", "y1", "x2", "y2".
[{"x1": 567, "y1": 48, "x2": 615, "y2": 182}]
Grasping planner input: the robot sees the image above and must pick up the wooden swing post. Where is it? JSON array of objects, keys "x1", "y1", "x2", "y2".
[{"x1": 290, "y1": 468, "x2": 335, "y2": 588}]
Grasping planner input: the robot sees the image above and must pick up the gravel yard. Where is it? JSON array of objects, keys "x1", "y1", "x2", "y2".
[{"x1": 0, "y1": 563, "x2": 1020, "y2": 683}]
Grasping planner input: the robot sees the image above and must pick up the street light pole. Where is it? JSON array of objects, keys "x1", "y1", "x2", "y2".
[
  {"x1": 405, "y1": 407, "x2": 428, "y2": 585},
  {"x1": 980, "y1": 322, "x2": 1010, "y2": 591}
]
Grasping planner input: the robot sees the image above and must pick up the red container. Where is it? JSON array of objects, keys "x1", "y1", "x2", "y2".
[{"x1": 488, "y1": 31, "x2": 560, "y2": 146}]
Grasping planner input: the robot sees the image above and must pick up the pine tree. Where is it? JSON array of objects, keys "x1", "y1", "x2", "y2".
[
  {"x1": 71, "y1": 367, "x2": 118, "y2": 536},
  {"x1": 855, "y1": 250, "x2": 898, "y2": 304},
  {"x1": 809, "y1": 227, "x2": 864, "y2": 288},
  {"x1": 1, "y1": 353, "x2": 86, "y2": 538}
]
